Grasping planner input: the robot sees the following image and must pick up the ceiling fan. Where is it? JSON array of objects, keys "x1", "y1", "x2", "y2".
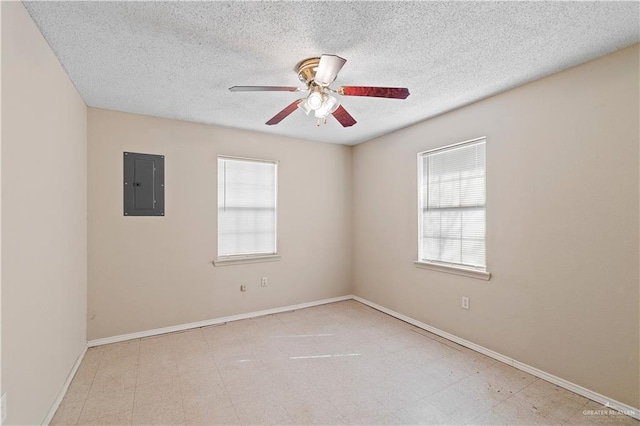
[{"x1": 229, "y1": 54, "x2": 410, "y2": 128}]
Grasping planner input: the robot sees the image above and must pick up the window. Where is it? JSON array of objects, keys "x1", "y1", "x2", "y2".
[
  {"x1": 417, "y1": 138, "x2": 488, "y2": 277},
  {"x1": 217, "y1": 156, "x2": 278, "y2": 261}
]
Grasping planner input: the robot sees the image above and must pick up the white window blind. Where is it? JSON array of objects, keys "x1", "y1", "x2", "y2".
[
  {"x1": 419, "y1": 138, "x2": 486, "y2": 269},
  {"x1": 218, "y1": 156, "x2": 277, "y2": 257}
]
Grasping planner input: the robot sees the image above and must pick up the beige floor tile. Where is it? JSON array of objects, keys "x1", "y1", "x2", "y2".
[
  {"x1": 342, "y1": 410, "x2": 404, "y2": 425},
  {"x1": 233, "y1": 396, "x2": 293, "y2": 425},
  {"x1": 426, "y1": 386, "x2": 493, "y2": 423},
  {"x1": 76, "y1": 409, "x2": 132, "y2": 426},
  {"x1": 64, "y1": 377, "x2": 93, "y2": 405},
  {"x1": 50, "y1": 398, "x2": 85, "y2": 425},
  {"x1": 92, "y1": 355, "x2": 138, "y2": 393},
  {"x1": 513, "y1": 382, "x2": 588, "y2": 422},
  {"x1": 377, "y1": 331, "x2": 432, "y2": 353},
  {"x1": 79, "y1": 386, "x2": 135, "y2": 423},
  {"x1": 451, "y1": 374, "x2": 516, "y2": 407},
  {"x1": 62, "y1": 358, "x2": 101, "y2": 405},
  {"x1": 420, "y1": 358, "x2": 474, "y2": 385},
  {"x1": 175, "y1": 352, "x2": 217, "y2": 374},
  {"x1": 101, "y1": 340, "x2": 140, "y2": 361},
  {"x1": 224, "y1": 377, "x2": 275, "y2": 406},
  {"x1": 134, "y1": 376, "x2": 182, "y2": 408},
  {"x1": 404, "y1": 373, "x2": 451, "y2": 399},
  {"x1": 332, "y1": 391, "x2": 391, "y2": 420},
  {"x1": 434, "y1": 336, "x2": 469, "y2": 353},
  {"x1": 275, "y1": 373, "x2": 339, "y2": 405},
  {"x1": 139, "y1": 335, "x2": 175, "y2": 360},
  {"x1": 394, "y1": 399, "x2": 454, "y2": 425},
  {"x1": 185, "y1": 404, "x2": 240, "y2": 425},
  {"x1": 218, "y1": 359, "x2": 262, "y2": 384},
  {"x1": 465, "y1": 409, "x2": 510, "y2": 425},
  {"x1": 364, "y1": 383, "x2": 424, "y2": 414},
  {"x1": 492, "y1": 394, "x2": 562, "y2": 425},
  {"x1": 475, "y1": 362, "x2": 537, "y2": 395},
  {"x1": 136, "y1": 357, "x2": 179, "y2": 386},
  {"x1": 211, "y1": 343, "x2": 259, "y2": 366},
  {"x1": 172, "y1": 343, "x2": 210, "y2": 360},
  {"x1": 132, "y1": 398, "x2": 185, "y2": 425},
  {"x1": 75, "y1": 358, "x2": 101, "y2": 382},
  {"x1": 182, "y1": 392, "x2": 235, "y2": 422},
  {"x1": 54, "y1": 301, "x2": 639, "y2": 426},
  {"x1": 443, "y1": 349, "x2": 497, "y2": 375},
  {"x1": 366, "y1": 412, "x2": 406, "y2": 425},
  {"x1": 182, "y1": 386, "x2": 230, "y2": 411},
  {"x1": 397, "y1": 341, "x2": 456, "y2": 365},
  {"x1": 518, "y1": 378, "x2": 588, "y2": 406},
  {"x1": 83, "y1": 347, "x2": 107, "y2": 365},
  {"x1": 280, "y1": 395, "x2": 343, "y2": 425},
  {"x1": 179, "y1": 366, "x2": 225, "y2": 401},
  {"x1": 203, "y1": 320, "x2": 261, "y2": 345},
  {"x1": 254, "y1": 317, "x2": 292, "y2": 338},
  {"x1": 100, "y1": 353, "x2": 139, "y2": 369},
  {"x1": 167, "y1": 328, "x2": 206, "y2": 346}
]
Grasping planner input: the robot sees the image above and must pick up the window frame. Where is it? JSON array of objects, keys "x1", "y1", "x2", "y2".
[
  {"x1": 415, "y1": 137, "x2": 491, "y2": 280},
  {"x1": 214, "y1": 155, "x2": 280, "y2": 267}
]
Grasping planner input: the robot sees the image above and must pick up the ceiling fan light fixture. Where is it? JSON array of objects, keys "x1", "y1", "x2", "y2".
[
  {"x1": 314, "y1": 95, "x2": 339, "y2": 119},
  {"x1": 298, "y1": 99, "x2": 312, "y2": 115},
  {"x1": 306, "y1": 91, "x2": 323, "y2": 110},
  {"x1": 314, "y1": 108, "x2": 328, "y2": 119},
  {"x1": 325, "y1": 95, "x2": 338, "y2": 112}
]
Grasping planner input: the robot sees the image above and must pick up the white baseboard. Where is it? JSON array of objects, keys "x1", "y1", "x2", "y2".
[
  {"x1": 41, "y1": 346, "x2": 87, "y2": 426},
  {"x1": 87, "y1": 294, "x2": 353, "y2": 347},
  {"x1": 352, "y1": 295, "x2": 640, "y2": 421}
]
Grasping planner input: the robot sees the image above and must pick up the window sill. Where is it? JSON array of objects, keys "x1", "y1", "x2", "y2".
[
  {"x1": 213, "y1": 254, "x2": 281, "y2": 267},
  {"x1": 414, "y1": 261, "x2": 491, "y2": 281}
]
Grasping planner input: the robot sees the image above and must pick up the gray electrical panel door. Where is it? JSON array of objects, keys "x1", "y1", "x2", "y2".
[{"x1": 124, "y1": 152, "x2": 164, "y2": 216}]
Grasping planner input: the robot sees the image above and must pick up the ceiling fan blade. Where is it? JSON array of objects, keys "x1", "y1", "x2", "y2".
[
  {"x1": 266, "y1": 100, "x2": 303, "y2": 125},
  {"x1": 229, "y1": 86, "x2": 301, "y2": 92},
  {"x1": 314, "y1": 54, "x2": 347, "y2": 86},
  {"x1": 331, "y1": 105, "x2": 357, "y2": 127},
  {"x1": 338, "y1": 86, "x2": 410, "y2": 99}
]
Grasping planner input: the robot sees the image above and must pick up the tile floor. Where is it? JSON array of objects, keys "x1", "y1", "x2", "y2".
[{"x1": 51, "y1": 300, "x2": 638, "y2": 425}]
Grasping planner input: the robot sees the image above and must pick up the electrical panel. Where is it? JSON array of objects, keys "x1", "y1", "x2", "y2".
[{"x1": 123, "y1": 152, "x2": 164, "y2": 216}]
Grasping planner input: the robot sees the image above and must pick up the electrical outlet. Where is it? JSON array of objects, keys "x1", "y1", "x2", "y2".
[
  {"x1": 461, "y1": 296, "x2": 470, "y2": 310},
  {"x1": 240, "y1": 285, "x2": 246, "y2": 292},
  {"x1": 1, "y1": 392, "x2": 7, "y2": 424},
  {"x1": 261, "y1": 277, "x2": 268, "y2": 287}
]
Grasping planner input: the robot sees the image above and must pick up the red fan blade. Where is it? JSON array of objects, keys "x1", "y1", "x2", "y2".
[
  {"x1": 314, "y1": 54, "x2": 347, "y2": 86},
  {"x1": 266, "y1": 100, "x2": 303, "y2": 125},
  {"x1": 331, "y1": 105, "x2": 357, "y2": 127},
  {"x1": 229, "y1": 86, "x2": 301, "y2": 92},
  {"x1": 338, "y1": 86, "x2": 410, "y2": 99}
]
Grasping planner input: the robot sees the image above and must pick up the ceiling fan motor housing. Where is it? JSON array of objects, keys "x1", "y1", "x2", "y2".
[{"x1": 296, "y1": 57, "x2": 321, "y2": 86}]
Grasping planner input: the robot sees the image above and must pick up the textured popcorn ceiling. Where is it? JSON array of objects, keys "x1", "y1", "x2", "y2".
[{"x1": 24, "y1": 1, "x2": 639, "y2": 145}]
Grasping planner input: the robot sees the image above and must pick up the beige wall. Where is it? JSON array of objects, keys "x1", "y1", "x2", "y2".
[
  {"x1": 352, "y1": 45, "x2": 640, "y2": 407},
  {"x1": 87, "y1": 109, "x2": 352, "y2": 341},
  {"x1": 1, "y1": 2, "x2": 88, "y2": 424}
]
